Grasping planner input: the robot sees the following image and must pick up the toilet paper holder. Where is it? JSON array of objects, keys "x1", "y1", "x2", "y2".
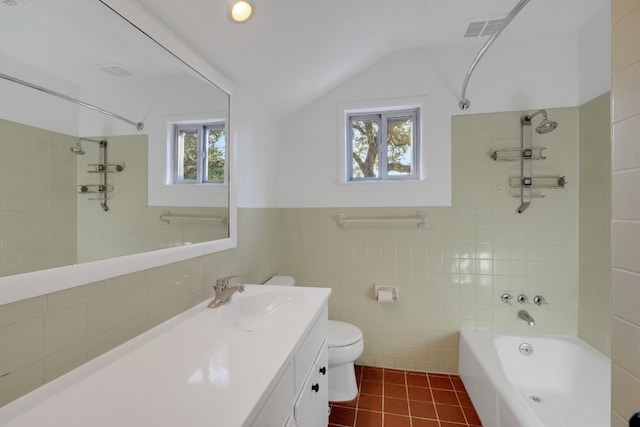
[{"x1": 373, "y1": 284, "x2": 399, "y2": 302}]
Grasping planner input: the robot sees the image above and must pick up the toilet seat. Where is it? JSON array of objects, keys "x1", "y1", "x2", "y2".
[{"x1": 328, "y1": 320, "x2": 363, "y2": 348}]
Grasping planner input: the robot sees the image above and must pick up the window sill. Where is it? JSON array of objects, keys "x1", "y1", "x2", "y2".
[{"x1": 336, "y1": 179, "x2": 428, "y2": 192}]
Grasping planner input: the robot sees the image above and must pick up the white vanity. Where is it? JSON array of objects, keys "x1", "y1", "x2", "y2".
[{"x1": 0, "y1": 285, "x2": 331, "y2": 427}]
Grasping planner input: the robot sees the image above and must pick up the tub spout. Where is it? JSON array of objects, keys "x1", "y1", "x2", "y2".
[{"x1": 518, "y1": 309, "x2": 535, "y2": 326}]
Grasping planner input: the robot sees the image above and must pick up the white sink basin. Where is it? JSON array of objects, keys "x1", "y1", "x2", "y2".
[{"x1": 223, "y1": 291, "x2": 306, "y2": 332}]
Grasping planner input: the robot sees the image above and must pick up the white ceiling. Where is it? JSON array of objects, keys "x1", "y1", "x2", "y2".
[
  {"x1": 0, "y1": 0, "x2": 187, "y2": 85},
  {"x1": 133, "y1": 0, "x2": 609, "y2": 117}
]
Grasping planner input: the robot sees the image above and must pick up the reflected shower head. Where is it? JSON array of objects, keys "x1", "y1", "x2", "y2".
[
  {"x1": 70, "y1": 137, "x2": 105, "y2": 155},
  {"x1": 523, "y1": 109, "x2": 558, "y2": 134},
  {"x1": 70, "y1": 142, "x2": 85, "y2": 155}
]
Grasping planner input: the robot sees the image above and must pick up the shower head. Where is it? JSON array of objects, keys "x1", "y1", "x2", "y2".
[
  {"x1": 522, "y1": 109, "x2": 558, "y2": 134},
  {"x1": 70, "y1": 137, "x2": 106, "y2": 155},
  {"x1": 70, "y1": 142, "x2": 85, "y2": 155},
  {"x1": 536, "y1": 118, "x2": 558, "y2": 134}
]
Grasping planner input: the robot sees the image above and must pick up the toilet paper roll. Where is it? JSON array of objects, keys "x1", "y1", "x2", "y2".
[{"x1": 377, "y1": 289, "x2": 394, "y2": 303}]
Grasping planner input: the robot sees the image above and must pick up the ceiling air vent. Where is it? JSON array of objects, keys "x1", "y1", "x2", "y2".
[
  {"x1": 464, "y1": 21, "x2": 486, "y2": 38},
  {"x1": 482, "y1": 19, "x2": 505, "y2": 36},
  {"x1": 96, "y1": 64, "x2": 134, "y2": 77},
  {"x1": 1, "y1": 0, "x2": 27, "y2": 6},
  {"x1": 463, "y1": 15, "x2": 506, "y2": 38}
]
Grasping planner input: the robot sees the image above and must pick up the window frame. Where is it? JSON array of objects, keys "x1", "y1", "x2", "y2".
[
  {"x1": 347, "y1": 108, "x2": 420, "y2": 182},
  {"x1": 173, "y1": 121, "x2": 226, "y2": 185}
]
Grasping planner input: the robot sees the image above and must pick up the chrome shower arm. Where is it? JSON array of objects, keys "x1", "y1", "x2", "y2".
[
  {"x1": 522, "y1": 109, "x2": 548, "y2": 122},
  {"x1": 458, "y1": 0, "x2": 530, "y2": 110},
  {"x1": 78, "y1": 137, "x2": 107, "y2": 146}
]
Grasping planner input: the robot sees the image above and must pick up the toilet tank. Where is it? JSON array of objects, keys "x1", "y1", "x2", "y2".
[{"x1": 263, "y1": 276, "x2": 296, "y2": 286}]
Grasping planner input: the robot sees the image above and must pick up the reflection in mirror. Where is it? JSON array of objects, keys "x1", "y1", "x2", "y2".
[{"x1": 0, "y1": 0, "x2": 230, "y2": 277}]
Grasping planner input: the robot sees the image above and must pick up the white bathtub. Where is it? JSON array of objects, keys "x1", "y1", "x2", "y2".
[{"x1": 459, "y1": 329, "x2": 610, "y2": 427}]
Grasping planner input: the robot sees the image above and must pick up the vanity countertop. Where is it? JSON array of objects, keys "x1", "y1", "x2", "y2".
[{"x1": 0, "y1": 285, "x2": 331, "y2": 427}]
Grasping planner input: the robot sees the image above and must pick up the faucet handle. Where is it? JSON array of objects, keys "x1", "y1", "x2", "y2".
[
  {"x1": 533, "y1": 295, "x2": 547, "y2": 306},
  {"x1": 215, "y1": 274, "x2": 241, "y2": 290},
  {"x1": 501, "y1": 293, "x2": 513, "y2": 305}
]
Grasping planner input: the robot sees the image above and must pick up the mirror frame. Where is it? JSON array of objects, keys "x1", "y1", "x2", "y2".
[{"x1": 0, "y1": 0, "x2": 237, "y2": 306}]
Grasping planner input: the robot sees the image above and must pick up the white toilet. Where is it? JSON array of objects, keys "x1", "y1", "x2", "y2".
[{"x1": 264, "y1": 276, "x2": 364, "y2": 402}]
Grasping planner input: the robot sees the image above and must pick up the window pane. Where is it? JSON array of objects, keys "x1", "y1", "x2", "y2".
[
  {"x1": 350, "y1": 118, "x2": 379, "y2": 179},
  {"x1": 387, "y1": 117, "x2": 413, "y2": 176},
  {"x1": 177, "y1": 129, "x2": 198, "y2": 180},
  {"x1": 206, "y1": 126, "x2": 225, "y2": 182}
]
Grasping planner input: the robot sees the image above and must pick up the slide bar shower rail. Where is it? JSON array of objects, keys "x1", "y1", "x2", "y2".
[
  {"x1": 458, "y1": 0, "x2": 530, "y2": 110},
  {"x1": 0, "y1": 72, "x2": 144, "y2": 131}
]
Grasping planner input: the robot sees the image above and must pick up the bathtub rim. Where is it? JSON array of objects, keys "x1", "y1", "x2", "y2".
[{"x1": 458, "y1": 328, "x2": 611, "y2": 427}]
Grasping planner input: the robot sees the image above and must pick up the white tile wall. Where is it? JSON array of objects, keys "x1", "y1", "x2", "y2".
[{"x1": 611, "y1": 1, "x2": 640, "y2": 425}]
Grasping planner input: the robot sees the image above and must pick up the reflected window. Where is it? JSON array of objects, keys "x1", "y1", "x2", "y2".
[
  {"x1": 174, "y1": 122, "x2": 226, "y2": 183},
  {"x1": 347, "y1": 108, "x2": 419, "y2": 181}
]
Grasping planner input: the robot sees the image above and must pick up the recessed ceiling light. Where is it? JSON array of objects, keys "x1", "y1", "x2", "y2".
[{"x1": 229, "y1": 0, "x2": 254, "y2": 23}]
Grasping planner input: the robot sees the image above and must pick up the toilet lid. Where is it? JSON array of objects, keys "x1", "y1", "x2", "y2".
[{"x1": 328, "y1": 320, "x2": 363, "y2": 347}]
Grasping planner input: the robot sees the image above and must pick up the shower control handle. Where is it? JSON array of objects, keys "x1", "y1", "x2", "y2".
[
  {"x1": 517, "y1": 294, "x2": 529, "y2": 304},
  {"x1": 501, "y1": 293, "x2": 513, "y2": 305},
  {"x1": 533, "y1": 295, "x2": 547, "y2": 306}
]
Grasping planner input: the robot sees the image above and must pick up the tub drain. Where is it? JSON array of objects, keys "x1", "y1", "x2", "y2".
[
  {"x1": 519, "y1": 342, "x2": 533, "y2": 356},
  {"x1": 529, "y1": 394, "x2": 543, "y2": 403}
]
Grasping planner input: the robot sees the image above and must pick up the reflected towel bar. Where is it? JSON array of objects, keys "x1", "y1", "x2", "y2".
[
  {"x1": 338, "y1": 211, "x2": 430, "y2": 230},
  {"x1": 159, "y1": 214, "x2": 226, "y2": 225},
  {"x1": 0, "y1": 72, "x2": 144, "y2": 131}
]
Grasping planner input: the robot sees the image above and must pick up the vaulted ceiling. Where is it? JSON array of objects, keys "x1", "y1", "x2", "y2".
[{"x1": 134, "y1": 0, "x2": 609, "y2": 116}]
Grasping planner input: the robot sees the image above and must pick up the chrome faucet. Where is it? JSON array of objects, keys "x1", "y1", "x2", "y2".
[
  {"x1": 208, "y1": 275, "x2": 244, "y2": 308},
  {"x1": 518, "y1": 309, "x2": 535, "y2": 326}
]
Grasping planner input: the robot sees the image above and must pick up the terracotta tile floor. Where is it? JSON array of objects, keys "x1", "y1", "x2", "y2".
[{"x1": 329, "y1": 366, "x2": 482, "y2": 427}]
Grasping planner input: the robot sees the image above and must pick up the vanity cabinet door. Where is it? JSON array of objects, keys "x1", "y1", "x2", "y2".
[
  {"x1": 293, "y1": 364, "x2": 316, "y2": 426},
  {"x1": 293, "y1": 339, "x2": 328, "y2": 427},
  {"x1": 315, "y1": 343, "x2": 329, "y2": 427},
  {"x1": 250, "y1": 362, "x2": 294, "y2": 427}
]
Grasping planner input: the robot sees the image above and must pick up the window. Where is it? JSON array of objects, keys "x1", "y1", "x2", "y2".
[
  {"x1": 347, "y1": 108, "x2": 419, "y2": 181},
  {"x1": 174, "y1": 122, "x2": 226, "y2": 184}
]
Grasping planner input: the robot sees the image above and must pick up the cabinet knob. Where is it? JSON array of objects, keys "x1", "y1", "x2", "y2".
[
  {"x1": 311, "y1": 383, "x2": 320, "y2": 393},
  {"x1": 319, "y1": 366, "x2": 326, "y2": 375}
]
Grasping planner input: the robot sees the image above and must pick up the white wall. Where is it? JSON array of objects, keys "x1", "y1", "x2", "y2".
[
  {"x1": 77, "y1": 68, "x2": 231, "y2": 208},
  {"x1": 579, "y1": 6, "x2": 612, "y2": 105},
  {"x1": 0, "y1": 55, "x2": 79, "y2": 136},
  {"x1": 278, "y1": 50, "x2": 452, "y2": 208},
  {"x1": 277, "y1": 32, "x2": 585, "y2": 208},
  {"x1": 232, "y1": 90, "x2": 281, "y2": 208}
]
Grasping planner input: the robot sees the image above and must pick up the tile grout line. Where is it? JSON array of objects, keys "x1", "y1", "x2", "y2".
[
  {"x1": 403, "y1": 369, "x2": 413, "y2": 427},
  {"x1": 328, "y1": 367, "x2": 481, "y2": 427},
  {"x1": 452, "y1": 373, "x2": 472, "y2": 427},
  {"x1": 355, "y1": 366, "x2": 363, "y2": 426}
]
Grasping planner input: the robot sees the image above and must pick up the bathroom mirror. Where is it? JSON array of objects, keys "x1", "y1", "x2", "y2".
[{"x1": 0, "y1": 0, "x2": 234, "y2": 302}]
